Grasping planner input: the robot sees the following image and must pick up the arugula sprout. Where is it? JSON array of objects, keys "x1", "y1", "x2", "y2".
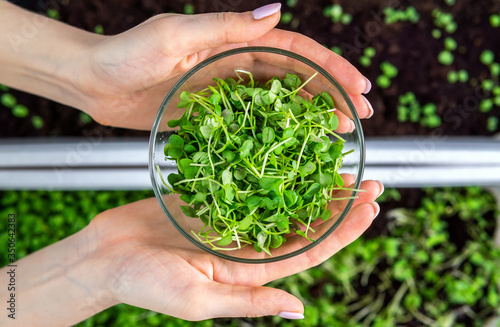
[{"x1": 161, "y1": 71, "x2": 355, "y2": 255}]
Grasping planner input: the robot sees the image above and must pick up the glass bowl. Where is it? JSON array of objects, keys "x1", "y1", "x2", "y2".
[{"x1": 149, "y1": 46, "x2": 365, "y2": 263}]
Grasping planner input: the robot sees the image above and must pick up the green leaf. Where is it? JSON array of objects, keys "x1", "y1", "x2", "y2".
[
  {"x1": 283, "y1": 73, "x2": 301, "y2": 89},
  {"x1": 234, "y1": 169, "x2": 247, "y2": 180},
  {"x1": 168, "y1": 147, "x2": 183, "y2": 159},
  {"x1": 271, "y1": 79, "x2": 282, "y2": 94},
  {"x1": 179, "y1": 91, "x2": 191, "y2": 101},
  {"x1": 303, "y1": 182, "x2": 321, "y2": 200},
  {"x1": 319, "y1": 171, "x2": 334, "y2": 186},
  {"x1": 222, "y1": 169, "x2": 232, "y2": 185},
  {"x1": 217, "y1": 233, "x2": 233, "y2": 246},
  {"x1": 169, "y1": 134, "x2": 184, "y2": 148},
  {"x1": 298, "y1": 161, "x2": 316, "y2": 177},
  {"x1": 239, "y1": 139, "x2": 254, "y2": 158},
  {"x1": 200, "y1": 125, "x2": 213, "y2": 139},
  {"x1": 259, "y1": 177, "x2": 276, "y2": 190},
  {"x1": 180, "y1": 205, "x2": 197, "y2": 218},
  {"x1": 246, "y1": 195, "x2": 261, "y2": 211},
  {"x1": 223, "y1": 184, "x2": 235, "y2": 202},
  {"x1": 262, "y1": 127, "x2": 275, "y2": 144},
  {"x1": 238, "y1": 214, "x2": 253, "y2": 230},
  {"x1": 320, "y1": 92, "x2": 335, "y2": 108}
]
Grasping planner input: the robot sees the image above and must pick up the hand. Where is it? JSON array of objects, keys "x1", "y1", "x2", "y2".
[
  {"x1": 85, "y1": 179, "x2": 383, "y2": 321},
  {"x1": 68, "y1": 4, "x2": 372, "y2": 130}
]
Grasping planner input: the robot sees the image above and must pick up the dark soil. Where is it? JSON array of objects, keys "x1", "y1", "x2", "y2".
[{"x1": 3, "y1": 0, "x2": 500, "y2": 138}]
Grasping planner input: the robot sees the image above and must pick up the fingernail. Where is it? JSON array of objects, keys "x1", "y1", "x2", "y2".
[
  {"x1": 363, "y1": 76, "x2": 372, "y2": 94},
  {"x1": 279, "y1": 311, "x2": 305, "y2": 320},
  {"x1": 362, "y1": 95, "x2": 374, "y2": 118},
  {"x1": 371, "y1": 202, "x2": 381, "y2": 220},
  {"x1": 376, "y1": 180, "x2": 384, "y2": 197},
  {"x1": 253, "y1": 3, "x2": 282, "y2": 20},
  {"x1": 349, "y1": 119, "x2": 355, "y2": 132}
]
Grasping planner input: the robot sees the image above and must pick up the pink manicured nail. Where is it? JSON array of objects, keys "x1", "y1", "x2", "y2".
[
  {"x1": 363, "y1": 76, "x2": 372, "y2": 94},
  {"x1": 371, "y1": 202, "x2": 381, "y2": 220},
  {"x1": 349, "y1": 119, "x2": 355, "y2": 132},
  {"x1": 362, "y1": 95, "x2": 374, "y2": 118},
  {"x1": 253, "y1": 3, "x2": 282, "y2": 20},
  {"x1": 376, "y1": 180, "x2": 385, "y2": 197},
  {"x1": 279, "y1": 311, "x2": 305, "y2": 320}
]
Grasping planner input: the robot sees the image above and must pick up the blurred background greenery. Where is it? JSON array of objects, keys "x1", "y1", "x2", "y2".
[{"x1": 1, "y1": 187, "x2": 498, "y2": 326}]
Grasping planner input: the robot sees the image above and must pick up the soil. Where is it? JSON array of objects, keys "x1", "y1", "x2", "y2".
[{"x1": 2, "y1": 0, "x2": 500, "y2": 139}]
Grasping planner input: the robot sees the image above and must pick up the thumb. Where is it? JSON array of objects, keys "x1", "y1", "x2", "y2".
[
  {"x1": 190, "y1": 281, "x2": 304, "y2": 321},
  {"x1": 175, "y1": 3, "x2": 281, "y2": 54}
]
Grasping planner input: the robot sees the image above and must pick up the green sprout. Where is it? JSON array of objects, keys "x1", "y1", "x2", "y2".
[
  {"x1": 444, "y1": 37, "x2": 457, "y2": 51},
  {"x1": 447, "y1": 71, "x2": 458, "y2": 83},
  {"x1": 46, "y1": 9, "x2": 60, "y2": 20},
  {"x1": 376, "y1": 75, "x2": 391, "y2": 89},
  {"x1": 79, "y1": 112, "x2": 93, "y2": 124},
  {"x1": 480, "y1": 50, "x2": 495, "y2": 66},
  {"x1": 94, "y1": 25, "x2": 104, "y2": 35},
  {"x1": 359, "y1": 56, "x2": 371, "y2": 67},
  {"x1": 479, "y1": 99, "x2": 493, "y2": 113},
  {"x1": 380, "y1": 61, "x2": 398, "y2": 78},
  {"x1": 280, "y1": 12, "x2": 293, "y2": 24},
  {"x1": 359, "y1": 47, "x2": 375, "y2": 67},
  {"x1": 482, "y1": 80, "x2": 494, "y2": 91},
  {"x1": 384, "y1": 6, "x2": 419, "y2": 24},
  {"x1": 490, "y1": 63, "x2": 500, "y2": 76},
  {"x1": 11, "y1": 104, "x2": 29, "y2": 118},
  {"x1": 1, "y1": 93, "x2": 17, "y2": 108},
  {"x1": 324, "y1": 4, "x2": 352, "y2": 25},
  {"x1": 161, "y1": 71, "x2": 353, "y2": 254},
  {"x1": 32, "y1": 115, "x2": 44, "y2": 129},
  {"x1": 397, "y1": 92, "x2": 442, "y2": 128},
  {"x1": 286, "y1": 0, "x2": 298, "y2": 7},
  {"x1": 438, "y1": 50, "x2": 454, "y2": 65},
  {"x1": 364, "y1": 47, "x2": 376, "y2": 58},
  {"x1": 0, "y1": 84, "x2": 9, "y2": 92},
  {"x1": 444, "y1": 0, "x2": 456, "y2": 6},
  {"x1": 490, "y1": 14, "x2": 500, "y2": 28},
  {"x1": 457, "y1": 69, "x2": 469, "y2": 83},
  {"x1": 487, "y1": 116, "x2": 499, "y2": 132},
  {"x1": 183, "y1": 4, "x2": 195, "y2": 15},
  {"x1": 432, "y1": 9, "x2": 457, "y2": 33},
  {"x1": 431, "y1": 29, "x2": 442, "y2": 39},
  {"x1": 330, "y1": 46, "x2": 342, "y2": 56}
]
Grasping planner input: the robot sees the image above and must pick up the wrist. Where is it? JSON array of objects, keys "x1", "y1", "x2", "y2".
[{"x1": 0, "y1": 2, "x2": 103, "y2": 110}]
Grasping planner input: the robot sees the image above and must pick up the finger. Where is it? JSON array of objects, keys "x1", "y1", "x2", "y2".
[
  {"x1": 170, "y1": 4, "x2": 281, "y2": 56},
  {"x1": 248, "y1": 29, "x2": 369, "y2": 96},
  {"x1": 186, "y1": 281, "x2": 303, "y2": 321},
  {"x1": 329, "y1": 180, "x2": 384, "y2": 215},
  {"x1": 261, "y1": 201, "x2": 379, "y2": 282}
]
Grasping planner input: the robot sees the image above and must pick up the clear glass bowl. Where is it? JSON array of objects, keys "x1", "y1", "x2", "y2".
[{"x1": 149, "y1": 46, "x2": 365, "y2": 263}]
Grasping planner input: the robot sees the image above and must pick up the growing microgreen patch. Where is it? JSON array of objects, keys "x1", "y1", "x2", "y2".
[
  {"x1": 376, "y1": 61, "x2": 398, "y2": 89},
  {"x1": 383, "y1": 6, "x2": 419, "y2": 24},
  {"x1": 160, "y1": 71, "x2": 354, "y2": 255},
  {"x1": 323, "y1": 4, "x2": 352, "y2": 25},
  {"x1": 397, "y1": 92, "x2": 441, "y2": 128}
]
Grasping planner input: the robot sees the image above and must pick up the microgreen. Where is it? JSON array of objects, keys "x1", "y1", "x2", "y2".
[
  {"x1": 438, "y1": 50, "x2": 454, "y2": 65},
  {"x1": 1, "y1": 93, "x2": 17, "y2": 108},
  {"x1": 281, "y1": 12, "x2": 294, "y2": 25},
  {"x1": 31, "y1": 115, "x2": 44, "y2": 129},
  {"x1": 183, "y1": 4, "x2": 195, "y2": 15},
  {"x1": 94, "y1": 25, "x2": 104, "y2": 35},
  {"x1": 11, "y1": 104, "x2": 29, "y2": 118},
  {"x1": 383, "y1": 6, "x2": 419, "y2": 24},
  {"x1": 490, "y1": 14, "x2": 500, "y2": 27},
  {"x1": 323, "y1": 4, "x2": 352, "y2": 25},
  {"x1": 161, "y1": 71, "x2": 353, "y2": 254}
]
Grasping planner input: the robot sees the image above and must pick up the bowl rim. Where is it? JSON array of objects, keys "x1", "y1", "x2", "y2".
[{"x1": 149, "y1": 46, "x2": 365, "y2": 263}]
